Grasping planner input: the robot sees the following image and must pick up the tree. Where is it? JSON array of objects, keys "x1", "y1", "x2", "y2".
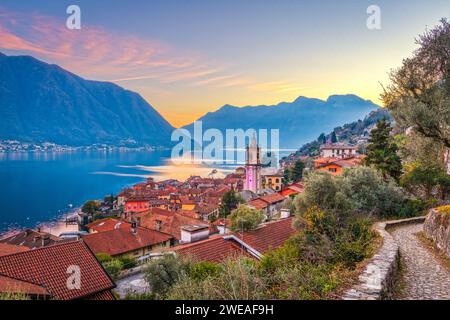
[
  {"x1": 331, "y1": 132, "x2": 338, "y2": 143},
  {"x1": 382, "y1": 18, "x2": 450, "y2": 149},
  {"x1": 363, "y1": 119, "x2": 402, "y2": 181},
  {"x1": 289, "y1": 160, "x2": 305, "y2": 182},
  {"x1": 144, "y1": 254, "x2": 192, "y2": 298},
  {"x1": 81, "y1": 200, "x2": 100, "y2": 215},
  {"x1": 219, "y1": 191, "x2": 243, "y2": 217},
  {"x1": 229, "y1": 205, "x2": 265, "y2": 232},
  {"x1": 318, "y1": 133, "x2": 327, "y2": 144},
  {"x1": 295, "y1": 167, "x2": 406, "y2": 219},
  {"x1": 401, "y1": 162, "x2": 450, "y2": 200}
]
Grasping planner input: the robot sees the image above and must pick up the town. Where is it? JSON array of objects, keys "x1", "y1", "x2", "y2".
[{"x1": 0, "y1": 137, "x2": 366, "y2": 300}]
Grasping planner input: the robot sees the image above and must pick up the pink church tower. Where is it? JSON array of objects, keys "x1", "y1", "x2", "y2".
[{"x1": 245, "y1": 135, "x2": 262, "y2": 193}]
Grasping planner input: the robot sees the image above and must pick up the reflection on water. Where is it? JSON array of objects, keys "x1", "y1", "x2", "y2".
[{"x1": 0, "y1": 150, "x2": 237, "y2": 236}]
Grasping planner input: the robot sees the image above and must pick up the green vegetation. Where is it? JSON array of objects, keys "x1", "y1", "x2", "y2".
[
  {"x1": 382, "y1": 18, "x2": 450, "y2": 150},
  {"x1": 363, "y1": 119, "x2": 402, "y2": 182},
  {"x1": 229, "y1": 205, "x2": 265, "y2": 232},
  {"x1": 96, "y1": 253, "x2": 137, "y2": 279},
  {"x1": 401, "y1": 162, "x2": 450, "y2": 201},
  {"x1": 102, "y1": 259, "x2": 124, "y2": 280},
  {"x1": 0, "y1": 292, "x2": 31, "y2": 300},
  {"x1": 81, "y1": 200, "x2": 101, "y2": 215},
  {"x1": 285, "y1": 159, "x2": 305, "y2": 183},
  {"x1": 144, "y1": 254, "x2": 192, "y2": 299},
  {"x1": 219, "y1": 191, "x2": 244, "y2": 218}
]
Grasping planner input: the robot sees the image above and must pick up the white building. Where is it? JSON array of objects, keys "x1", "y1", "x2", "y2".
[{"x1": 320, "y1": 143, "x2": 358, "y2": 158}]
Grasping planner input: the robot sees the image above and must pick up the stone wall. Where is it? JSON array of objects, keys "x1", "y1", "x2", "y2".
[
  {"x1": 342, "y1": 216, "x2": 425, "y2": 300},
  {"x1": 423, "y1": 208, "x2": 450, "y2": 258}
]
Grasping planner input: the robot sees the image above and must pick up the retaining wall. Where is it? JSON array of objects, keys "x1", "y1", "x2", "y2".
[{"x1": 342, "y1": 216, "x2": 425, "y2": 300}]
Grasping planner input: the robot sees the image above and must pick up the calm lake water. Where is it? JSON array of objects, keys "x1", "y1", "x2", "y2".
[{"x1": 0, "y1": 150, "x2": 235, "y2": 236}]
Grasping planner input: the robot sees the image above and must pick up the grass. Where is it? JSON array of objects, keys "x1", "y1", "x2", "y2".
[{"x1": 335, "y1": 232, "x2": 383, "y2": 299}]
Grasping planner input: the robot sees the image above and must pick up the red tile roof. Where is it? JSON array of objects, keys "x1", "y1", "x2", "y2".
[
  {"x1": 0, "y1": 229, "x2": 63, "y2": 249},
  {"x1": 0, "y1": 240, "x2": 115, "y2": 300},
  {"x1": 0, "y1": 274, "x2": 50, "y2": 297},
  {"x1": 174, "y1": 236, "x2": 252, "y2": 263},
  {"x1": 82, "y1": 227, "x2": 172, "y2": 256},
  {"x1": 0, "y1": 243, "x2": 29, "y2": 257},
  {"x1": 260, "y1": 193, "x2": 286, "y2": 204},
  {"x1": 248, "y1": 198, "x2": 270, "y2": 210},
  {"x1": 86, "y1": 218, "x2": 129, "y2": 233},
  {"x1": 234, "y1": 218, "x2": 297, "y2": 254},
  {"x1": 136, "y1": 208, "x2": 217, "y2": 241}
]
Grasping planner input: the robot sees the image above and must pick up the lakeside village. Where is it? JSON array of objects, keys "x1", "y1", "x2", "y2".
[{"x1": 0, "y1": 136, "x2": 370, "y2": 300}]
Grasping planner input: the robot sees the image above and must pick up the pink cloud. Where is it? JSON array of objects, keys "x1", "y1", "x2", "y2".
[{"x1": 0, "y1": 7, "x2": 302, "y2": 96}]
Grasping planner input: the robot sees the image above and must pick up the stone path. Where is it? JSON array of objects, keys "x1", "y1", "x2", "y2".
[
  {"x1": 114, "y1": 272, "x2": 149, "y2": 298},
  {"x1": 390, "y1": 223, "x2": 450, "y2": 300}
]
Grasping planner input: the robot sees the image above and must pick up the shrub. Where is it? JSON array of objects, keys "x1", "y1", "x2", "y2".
[
  {"x1": 96, "y1": 253, "x2": 113, "y2": 264},
  {"x1": 397, "y1": 198, "x2": 435, "y2": 218},
  {"x1": 189, "y1": 261, "x2": 219, "y2": 281},
  {"x1": 103, "y1": 259, "x2": 124, "y2": 279},
  {"x1": 267, "y1": 263, "x2": 344, "y2": 300},
  {"x1": 295, "y1": 167, "x2": 407, "y2": 219},
  {"x1": 119, "y1": 256, "x2": 137, "y2": 269},
  {"x1": 229, "y1": 205, "x2": 265, "y2": 232},
  {"x1": 143, "y1": 254, "x2": 192, "y2": 298}
]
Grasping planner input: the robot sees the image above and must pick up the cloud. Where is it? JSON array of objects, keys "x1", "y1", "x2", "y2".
[{"x1": 0, "y1": 7, "x2": 303, "y2": 96}]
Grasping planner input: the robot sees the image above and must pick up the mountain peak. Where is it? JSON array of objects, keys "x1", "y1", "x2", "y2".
[
  {"x1": 0, "y1": 53, "x2": 174, "y2": 147},
  {"x1": 326, "y1": 94, "x2": 367, "y2": 104}
]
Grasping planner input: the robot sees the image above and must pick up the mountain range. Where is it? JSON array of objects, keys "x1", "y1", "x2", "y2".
[
  {"x1": 1, "y1": 53, "x2": 380, "y2": 149},
  {"x1": 184, "y1": 95, "x2": 380, "y2": 148},
  {"x1": 0, "y1": 53, "x2": 174, "y2": 147}
]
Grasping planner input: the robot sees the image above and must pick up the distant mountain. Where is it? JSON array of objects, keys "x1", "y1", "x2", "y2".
[
  {"x1": 281, "y1": 108, "x2": 392, "y2": 162},
  {"x1": 184, "y1": 94, "x2": 380, "y2": 148},
  {"x1": 0, "y1": 53, "x2": 174, "y2": 147}
]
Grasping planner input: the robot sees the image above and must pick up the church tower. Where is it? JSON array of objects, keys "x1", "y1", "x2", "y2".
[{"x1": 245, "y1": 135, "x2": 262, "y2": 193}]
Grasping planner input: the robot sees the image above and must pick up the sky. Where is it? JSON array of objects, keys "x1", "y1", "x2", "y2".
[{"x1": 0, "y1": 0, "x2": 449, "y2": 127}]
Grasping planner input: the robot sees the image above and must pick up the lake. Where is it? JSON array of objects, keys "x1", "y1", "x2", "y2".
[{"x1": 0, "y1": 150, "x2": 235, "y2": 236}]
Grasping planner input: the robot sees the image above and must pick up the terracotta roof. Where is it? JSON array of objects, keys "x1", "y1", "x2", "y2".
[
  {"x1": 0, "y1": 241, "x2": 115, "y2": 300},
  {"x1": 174, "y1": 236, "x2": 252, "y2": 263},
  {"x1": 260, "y1": 193, "x2": 286, "y2": 204},
  {"x1": 248, "y1": 193, "x2": 286, "y2": 209},
  {"x1": 0, "y1": 243, "x2": 30, "y2": 257},
  {"x1": 0, "y1": 229, "x2": 63, "y2": 249},
  {"x1": 0, "y1": 274, "x2": 50, "y2": 297},
  {"x1": 279, "y1": 188, "x2": 298, "y2": 197},
  {"x1": 82, "y1": 227, "x2": 172, "y2": 256},
  {"x1": 248, "y1": 198, "x2": 270, "y2": 210},
  {"x1": 234, "y1": 218, "x2": 297, "y2": 254},
  {"x1": 135, "y1": 208, "x2": 217, "y2": 241},
  {"x1": 86, "y1": 218, "x2": 129, "y2": 233}
]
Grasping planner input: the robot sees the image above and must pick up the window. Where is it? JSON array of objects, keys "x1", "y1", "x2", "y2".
[
  {"x1": 276, "y1": 178, "x2": 280, "y2": 183},
  {"x1": 329, "y1": 168, "x2": 337, "y2": 173}
]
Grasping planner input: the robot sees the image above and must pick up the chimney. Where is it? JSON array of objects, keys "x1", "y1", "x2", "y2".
[
  {"x1": 41, "y1": 234, "x2": 50, "y2": 246},
  {"x1": 280, "y1": 208, "x2": 291, "y2": 219},
  {"x1": 155, "y1": 220, "x2": 162, "y2": 232},
  {"x1": 131, "y1": 221, "x2": 137, "y2": 235},
  {"x1": 180, "y1": 224, "x2": 209, "y2": 243}
]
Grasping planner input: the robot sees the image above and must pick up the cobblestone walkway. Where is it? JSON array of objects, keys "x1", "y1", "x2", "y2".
[{"x1": 390, "y1": 223, "x2": 450, "y2": 300}]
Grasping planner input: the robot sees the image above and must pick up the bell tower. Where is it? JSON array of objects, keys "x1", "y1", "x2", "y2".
[{"x1": 244, "y1": 135, "x2": 262, "y2": 193}]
